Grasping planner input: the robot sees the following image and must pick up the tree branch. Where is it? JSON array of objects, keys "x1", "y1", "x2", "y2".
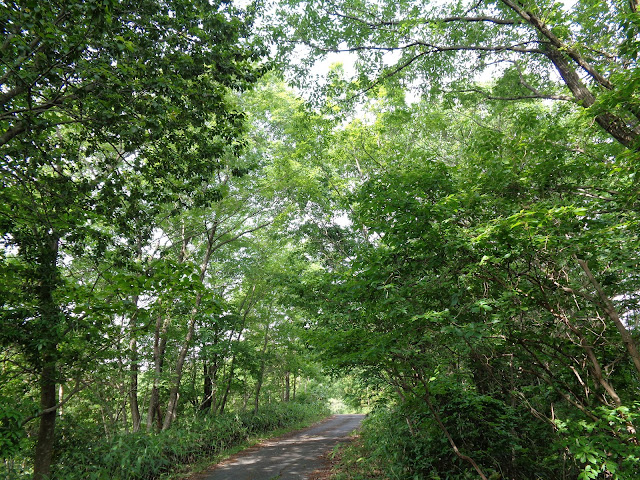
[
  {"x1": 544, "y1": 46, "x2": 638, "y2": 148},
  {"x1": 305, "y1": 39, "x2": 543, "y2": 55},
  {"x1": 330, "y1": 11, "x2": 522, "y2": 28},
  {"x1": 500, "y1": 0, "x2": 613, "y2": 89},
  {"x1": 0, "y1": 122, "x2": 28, "y2": 146},
  {"x1": 423, "y1": 385, "x2": 489, "y2": 480},
  {"x1": 21, "y1": 378, "x2": 87, "y2": 426},
  {"x1": 454, "y1": 87, "x2": 571, "y2": 102},
  {"x1": 577, "y1": 258, "x2": 640, "y2": 377},
  {"x1": 439, "y1": 15, "x2": 522, "y2": 25}
]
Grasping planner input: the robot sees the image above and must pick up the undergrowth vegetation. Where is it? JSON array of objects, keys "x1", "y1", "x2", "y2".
[
  {"x1": 354, "y1": 406, "x2": 557, "y2": 479},
  {"x1": 4, "y1": 402, "x2": 329, "y2": 480},
  {"x1": 329, "y1": 394, "x2": 640, "y2": 480}
]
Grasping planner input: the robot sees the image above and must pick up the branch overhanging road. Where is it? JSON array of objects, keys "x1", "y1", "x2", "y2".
[{"x1": 198, "y1": 414, "x2": 365, "y2": 480}]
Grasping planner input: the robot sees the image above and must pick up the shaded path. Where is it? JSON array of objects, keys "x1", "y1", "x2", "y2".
[{"x1": 199, "y1": 414, "x2": 365, "y2": 480}]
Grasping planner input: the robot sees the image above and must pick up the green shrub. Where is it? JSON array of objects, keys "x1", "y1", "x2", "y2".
[
  {"x1": 554, "y1": 403, "x2": 640, "y2": 480},
  {"x1": 336, "y1": 389, "x2": 640, "y2": 480},
  {"x1": 46, "y1": 401, "x2": 329, "y2": 480},
  {"x1": 353, "y1": 390, "x2": 562, "y2": 480}
]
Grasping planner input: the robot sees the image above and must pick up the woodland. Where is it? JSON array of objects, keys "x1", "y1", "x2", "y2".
[{"x1": 1, "y1": 1, "x2": 640, "y2": 479}]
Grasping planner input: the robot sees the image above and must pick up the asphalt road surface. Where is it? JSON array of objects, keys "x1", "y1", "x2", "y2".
[{"x1": 200, "y1": 414, "x2": 365, "y2": 480}]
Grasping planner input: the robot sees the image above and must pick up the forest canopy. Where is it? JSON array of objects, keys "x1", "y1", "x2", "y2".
[{"x1": 1, "y1": 1, "x2": 640, "y2": 479}]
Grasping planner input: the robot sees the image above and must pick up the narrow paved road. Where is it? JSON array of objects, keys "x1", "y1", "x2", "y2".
[{"x1": 199, "y1": 414, "x2": 365, "y2": 480}]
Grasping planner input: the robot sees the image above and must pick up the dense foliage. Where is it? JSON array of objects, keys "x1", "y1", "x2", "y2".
[
  {"x1": 281, "y1": 87, "x2": 640, "y2": 478},
  {"x1": 2, "y1": 0, "x2": 640, "y2": 479},
  {"x1": 0, "y1": 2, "x2": 328, "y2": 479}
]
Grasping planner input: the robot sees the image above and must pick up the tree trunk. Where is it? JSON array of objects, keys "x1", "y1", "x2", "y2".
[
  {"x1": 284, "y1": 371, "x2": 290, "y2": 402},
  {"x1": 292, "y1": 375, "x2": 296, "y2": 401},
  {"x1": 33, "y1": 234, "x2": 61, "y2": 480},
  {"x1": 501, "y1": 0, "x2": 639, "y2": 149},
  {"x1": 162, "y1": 310, "x2": 198, "y2": 430},
  {"x1": 201, "y1": 358, "x2": 219, "y2": 413},
  {"x1": 218, "y1": 288, "x2": 256, "y2": 415},
  {"x1": 253, "y1": 377, "x2": 262, "y2": 414},
  {"x1": 242, "y1": 379, "x2": 249, "y2": 411},
  {"x1": 202, "y1": 361, "x2": 213, "y2": 412},
  {"x1": 146, "y1": 311, "x2": 171, "y2": 431},
  {"x1": 544, "y1": 46, "x2": 638, "y2": 149},
  {"x1": 163, "y1": 288, "x2": 206, "y2": 430},
  {"x1": 163, "y1": 220, "x2": 226, "y2": 429},
  {"x1": 219, "y1": 356, "x2": 236, "y2": 415},
  {"x1": 254, "y1": 324, "x2": 270, "y2": 413},
  {"x1": 33, "y1": 360, "x2": 57, "y2": 480},
  {"x1": 128, "y1": 240, "x2": 144, "y2": 432},
  {"x1": 129, "y1": 334, "x2": 141, "y2": 432}
]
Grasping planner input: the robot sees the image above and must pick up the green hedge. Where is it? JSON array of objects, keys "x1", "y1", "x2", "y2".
[{"x1": 46, "y1": 402, "x2": 329, "y2": 480}]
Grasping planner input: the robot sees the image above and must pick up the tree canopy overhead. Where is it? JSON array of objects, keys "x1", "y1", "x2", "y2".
[
  {"x1": 273, "y1": 0, "x2": 640, "y2": 149},
  {"x1": 3, "y1": 1, "x2": 640, "y2": 480}
]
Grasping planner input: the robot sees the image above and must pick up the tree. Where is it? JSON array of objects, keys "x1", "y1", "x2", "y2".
[
  {"x1": 273, "y1": 0, "x2": 640, "y2": 150},
  {"x1": 279, "y1": 81, "x2": 640, "y2": 477},
  {"x1": 0, "y1": 1, "x2": 262, "y2": 477}
]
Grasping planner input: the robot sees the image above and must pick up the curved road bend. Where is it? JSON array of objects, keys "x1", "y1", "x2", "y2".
[{"x1": 200, "y1": 414, "x2": 365, "y2": 480}]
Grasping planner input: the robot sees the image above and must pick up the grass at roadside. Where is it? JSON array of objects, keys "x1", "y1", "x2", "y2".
[
  {"x1": 309, "y1": 433, "x2": 386, "y2": 480},
  {"x1": 47, "y1": 402, "x2": 330, "y2": 480}
]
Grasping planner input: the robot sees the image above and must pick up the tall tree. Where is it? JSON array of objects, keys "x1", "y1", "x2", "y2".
[
  {"x1": 280, "y1": 82, "x2": 640, "y2": 477},
  {"x1": 0, "y1": 0, "x2": 262, "y2": 477},
  {"x1": 273, "y1": 0, "x2": 640, "y2": 149}
]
